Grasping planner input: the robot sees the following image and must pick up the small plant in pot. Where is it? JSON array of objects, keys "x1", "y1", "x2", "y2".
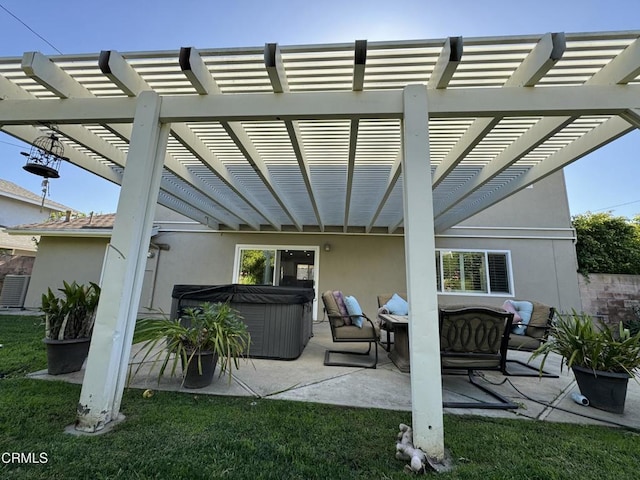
[
  {"x1": 41, "y1": 281, "x2": 101, "y2": 375},
  {"x1": 531, "y1": 310, "x2": 640, "y2": 413},
  {"x1": 131, "y1": 302, "x2": 250, "y2": 389}
]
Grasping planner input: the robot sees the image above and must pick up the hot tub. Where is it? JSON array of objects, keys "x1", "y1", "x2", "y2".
[{"x1": 171, "y1": 284, "x2": 315, "y2": 360}]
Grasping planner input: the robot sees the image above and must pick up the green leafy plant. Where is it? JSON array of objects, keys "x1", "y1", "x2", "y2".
[
  {"x1": 531, "y1": 309, "x2": 640, "y2": 376},
  {"x1": 131, "y1": 302, "x2": 250, "y2": 385},
  {"x1": 41, "y1": 281, "x2": 101, "y2": 340},
  {"x1": 623, "y1": 305, "x2": 640, "y2": 337}
]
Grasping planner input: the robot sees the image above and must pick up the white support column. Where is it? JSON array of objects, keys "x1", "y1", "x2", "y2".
[
  {"x1": 401, "y1": 85, "x2": 444, "y2": 459},
  {"x1": 76, "y1": 91, "x2": 168, "y2": 433}
]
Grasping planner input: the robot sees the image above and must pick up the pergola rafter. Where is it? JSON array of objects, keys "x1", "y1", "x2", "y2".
[
  {"x1": 100, "y1": 49, "x2": 264, "y2": 230},
  {"x1": 19, "y1": 51, "x2": 243, "y2": 229}
]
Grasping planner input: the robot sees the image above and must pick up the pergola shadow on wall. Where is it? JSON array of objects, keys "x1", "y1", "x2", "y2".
[{"x1": 1, "y1": 30, "x2": 639, "y2": 460}]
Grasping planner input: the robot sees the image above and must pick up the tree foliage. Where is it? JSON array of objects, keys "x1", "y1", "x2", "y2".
[
  {"x1": 239, "y1": 249, "x2": 274, "y2": 285},
  {"x1": 572, "y1": 212, "x2": 640, "y2": 275}
]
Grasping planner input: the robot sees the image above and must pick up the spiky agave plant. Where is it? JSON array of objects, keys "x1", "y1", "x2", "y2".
[
  {"x1": 131, "y1": 302, "x2": 250, "y2": 385},
  {"x1": 531, "y1": 309, "x2": 640, "y2": 376}
]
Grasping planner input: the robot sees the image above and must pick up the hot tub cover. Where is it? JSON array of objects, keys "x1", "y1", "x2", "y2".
[{"x1": 172, "y1": 284, "x2": 315, "y2": 305}]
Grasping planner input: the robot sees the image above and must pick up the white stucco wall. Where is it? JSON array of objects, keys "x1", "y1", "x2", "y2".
[
  {"x1": 23, "y1": 236, "x2": 109, "y2": 309},
  {"x1": 0, "y1": 196, "x2": 60, "y2": 227}
]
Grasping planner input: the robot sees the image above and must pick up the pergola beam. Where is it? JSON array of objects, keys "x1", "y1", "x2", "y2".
[
  {"x1": 178, "y1": 47, "x2": 284, "y2": 230},
  {"x1": 285, "y1": 120, "x2": 324, "y2": 230},
  {"x1": 352, "y1": 40, "x2": 367, "y2": 91},
  {"x1": 621, "y1": 108, "x2": 640, "y2": 129},
  {"x1": 435, "y1": 116, "x2": 635, "y2": 232},
  {"x1": 431, "y1": 33, "x2": 565, "y2": 188},
  {"x1": 101, "y1": 49, "x2": 262, "y2": 230},
  {"x1": 1, "y1": 125, "x2": 220, "y2": 227},
  {"x1": 19, "y1": 52, "x2": 238, "y2": 229},
  {"x1": 265, "y1": 43, "x2": 320, "y2": 230},
  {"x1": 2, "y1": 85, "x2": 639, "y2": 126},
  {"x1": 433, "y1": 35, "x2": 636, "y2": 222},
  {"x1": 427, "y1": 36, "x2": 463, "y2": 90},
  {"x1": 506, "y1": 32, "x2": 565, "y2": 87},
  {"x1": 2, "y1": 63, "x2": 228, "y2": 227},
  {"x1": 588, "y1": 36, "x2": 640, "y2": 85},
  {"x1": 344, "y1": 41, "x2": 368, "y2": 230},
  {"x1": 367, "y1": 152, "x2": 402, "y2": 233},
  {"x1": 433, "y1": 116, "x2": 575, "y2": 217},
  {"x1": 344, "y1": 119, "x2": 359, "y2": 231}
]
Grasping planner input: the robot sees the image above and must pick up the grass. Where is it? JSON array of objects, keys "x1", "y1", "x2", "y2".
[
  {"x1": 0, "y1": 314, "x2": 46, "y2": 378},
  {"x1": 1, "y1": 314, "x2": 640, "y2": 479}
]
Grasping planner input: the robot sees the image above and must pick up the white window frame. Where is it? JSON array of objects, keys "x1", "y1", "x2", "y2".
[
  {"x1": 436, "y1": 248, "x2": 514, "y2": 297},
  {"x1": 232, "y1": 244, "x2": 320, "y2": 319}
]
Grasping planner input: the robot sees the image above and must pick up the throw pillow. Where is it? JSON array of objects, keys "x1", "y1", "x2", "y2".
[
  {"x1": 344, "y1": 295, "x2": 365, "y2": 328},
  {"x1": 502, "y1": 300, "x2": 523, "y2": 323},
  {"x1": 508, "y1": 300, "x2": 534, "y2": 335},
  {"x1": 333, "y1": 291, "x2": 351, "y2": 325},
  {"x1": 385, "y1": 293, "x2": 409, "y2": 315}
]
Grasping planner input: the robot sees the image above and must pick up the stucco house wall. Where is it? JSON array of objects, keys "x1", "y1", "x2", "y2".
[
  {"x1": 24, "y1": 236, "x2": 109, "y2": 306},
  {"x1": 0, "y1": 179, "x2": 69, "y2": 228}
]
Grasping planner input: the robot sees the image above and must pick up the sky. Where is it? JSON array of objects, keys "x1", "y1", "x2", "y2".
[{"x1": 0, "y1": 0, "x2": 639, "y2": 218}]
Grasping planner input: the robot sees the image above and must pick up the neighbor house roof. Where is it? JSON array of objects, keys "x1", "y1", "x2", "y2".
[
  {"x1": 0, "y1": 31, "x2": 638, "y2": 234},
  {"x1": 8, "y1": 213, "x2": 116, "y2": 237},
  {"x1": 0, "y1": 178, "x2": 71, "y2": 212}
]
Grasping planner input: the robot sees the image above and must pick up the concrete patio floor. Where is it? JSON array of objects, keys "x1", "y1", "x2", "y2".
[{"x1": 29, "y1": 319, "x2": 640, "y2": 431}]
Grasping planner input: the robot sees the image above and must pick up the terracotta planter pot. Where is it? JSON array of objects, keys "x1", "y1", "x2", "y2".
[
  {"x1": 44, "y1": 337, "x2": 91, "y2": 375},
  {"x1": 183, "y1": 351, "x2": 218, "y2": 389},
  {"x1": 572, "y1": 365, "x2": 631, "y2": 414}
]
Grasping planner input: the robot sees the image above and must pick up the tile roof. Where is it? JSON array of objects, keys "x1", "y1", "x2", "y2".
[
  {"x1": 0, "y1": 179, "x2": 72, "y2": 212},
  {"x1": 10, "y1": 213, "x2": 116, "y2": 235}
]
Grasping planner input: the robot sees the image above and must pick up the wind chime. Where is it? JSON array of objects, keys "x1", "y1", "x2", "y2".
[{"x1": 20, "y1": 128, "x2": 68, "y2": 210}]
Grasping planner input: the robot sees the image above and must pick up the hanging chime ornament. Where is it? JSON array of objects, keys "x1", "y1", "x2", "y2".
[
  {"x1": 20, "y1": 129, "x2": 68, "y2": 208},
  {"x1": 21, "y1": 130, "x2": 68, "y2": 179}
]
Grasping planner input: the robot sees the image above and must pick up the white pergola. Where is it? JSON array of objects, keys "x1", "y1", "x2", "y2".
[{"x1": 1, "y1": 30, "x2": 639, "y2": 460}]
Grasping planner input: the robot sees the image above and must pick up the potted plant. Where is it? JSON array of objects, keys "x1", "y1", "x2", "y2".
[
  {"x1": 531, "y1": 310, "x2": 640, "y2": 413},
  {"x1": 131, "y1": 302, "x2": 250, "y2": 389},
  {"x1": 41, "y1": 280, "x2": 101, "y2": 375}
]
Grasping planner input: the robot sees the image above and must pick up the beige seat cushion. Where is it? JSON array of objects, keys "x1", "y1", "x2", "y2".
[
  {"x1": 322, "y1": 290, "x2": 344, "y2": 328},
  {"x1": 526, "y1": 301, "x2": 553, "y2": 339},
  {"x1": 508, "y1": 333, "x2": 542, "y2": 351},
  {"x1": 332, "y1": 324, "x2": 377, "y2": 340},
  {"x1": 441, "y1": 354, "x2": 502, "y2": 369}
]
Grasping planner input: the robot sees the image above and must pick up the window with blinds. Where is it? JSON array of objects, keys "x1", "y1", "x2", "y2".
[{"x1": 435, "y1": 249, "x2": 512, "y2": 295}]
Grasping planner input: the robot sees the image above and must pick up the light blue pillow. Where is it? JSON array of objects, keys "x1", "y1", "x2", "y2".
[
  {"x1": 510, "y1": 300, "x2": 534, "y2": 335},
  {"x1": 344, "y1": 295, "x2": 364, "y2": 328},
  {"x1": 385, "y1": 293, "x2": 408, "y2": 315}
]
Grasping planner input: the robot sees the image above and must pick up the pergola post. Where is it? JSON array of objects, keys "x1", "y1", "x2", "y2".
[
  {"x1": 75, "y1": 91, "x2": 169, "y2": 433},
  {"x1": 402, "y1": 85, "x2": 445, "y2": 459}
]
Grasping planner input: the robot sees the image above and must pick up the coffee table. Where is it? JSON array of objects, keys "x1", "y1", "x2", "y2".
[{"x1": 378, "y1": 313, "x2": 410, "y2": 372}]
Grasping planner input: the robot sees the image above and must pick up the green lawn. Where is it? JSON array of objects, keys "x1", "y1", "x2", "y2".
[{"x1": 1, "y1": 315, "x2": 640, "y2": 479}]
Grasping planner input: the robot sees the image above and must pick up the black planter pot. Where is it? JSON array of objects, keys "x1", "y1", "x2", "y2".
[
  {"x1": 44, "y1": 337, "x2": 91, "y2": 375},
  {"x1": 572, "y1": 365, "x2": 631, "y2": 414},
  {"x1": 183, "y1": 351, "x2": 218, "y2": 389}
]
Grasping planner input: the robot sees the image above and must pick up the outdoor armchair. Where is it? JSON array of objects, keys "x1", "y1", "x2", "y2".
[
  {"x1": 439, "y1": 306, "x2": 517, "y2": 409},
  {"x1": 321, "y1": 290, "x2": 378, "y2": 368},
  {"x1": 503, "y1": 300, "x2": 558, "y2": 377}
]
